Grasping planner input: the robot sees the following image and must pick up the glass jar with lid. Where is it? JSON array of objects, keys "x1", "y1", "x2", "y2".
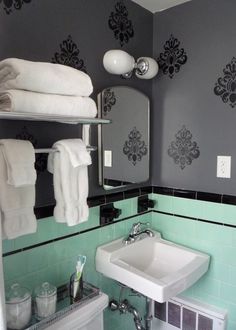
[
  {"x1": 34, "y1": 282, "x2": 57, "y2": 320},
  {"x1": 6, "y1": 283, "x2": 32, "y2": 329}
]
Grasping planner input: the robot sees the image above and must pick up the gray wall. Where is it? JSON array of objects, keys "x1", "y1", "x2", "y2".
[
  {"x1": 152, "y1": 0, "x2": 236, "y2": 195},
  {"x1": 0, "y1": 0, "x2": 153, "y2": 206}
]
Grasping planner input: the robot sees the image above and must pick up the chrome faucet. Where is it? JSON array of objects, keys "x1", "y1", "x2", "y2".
[{"x1": 123, "y1": 222, "x2": 154, "y2": 245}]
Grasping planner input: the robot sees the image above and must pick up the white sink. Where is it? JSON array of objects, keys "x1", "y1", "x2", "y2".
[{"x1": 96, "y1": 231, "x2": 210, "y2": 302}]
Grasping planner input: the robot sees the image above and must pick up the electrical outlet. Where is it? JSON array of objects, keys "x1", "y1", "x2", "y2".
[{"x1": 217, "y1": 156, "x2": 231, "y2": 178}]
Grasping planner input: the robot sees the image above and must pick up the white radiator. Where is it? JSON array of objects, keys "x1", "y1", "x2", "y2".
[{"x1": 152, "y1": 295, "x2": 227, "y2": 330}]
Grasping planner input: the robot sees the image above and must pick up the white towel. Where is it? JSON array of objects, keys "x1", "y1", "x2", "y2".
[
  {"x1": 0, "y1": 90, "x2": 97, "y2": 118},
  {"x1": 0, "y1": 58, "x2": 93, "y2": 97},
  {"x1": 0, "y1": 139, "x2": 36, "y2": 187},
  {"x1": 0, "y1": 215, "x2": 6, "y2": 330},
  {"x1": 48, "y1": 140, "x2": 91, "y2": 226},
  {"x1": 0, "y1": 147, "x2": 37, "y2": 239},
  {"x1": 82, "y1": 124, "x2": 91, "y2": 147}
]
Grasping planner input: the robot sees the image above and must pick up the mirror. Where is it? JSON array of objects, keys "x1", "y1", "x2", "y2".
[{"x1": 98, "y1": 86, "x2": 150, "y2": 190}]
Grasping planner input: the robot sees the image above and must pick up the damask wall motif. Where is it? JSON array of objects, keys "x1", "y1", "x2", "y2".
[
  {"x1": 0, "y1": 0, "x2": 32, "y2": 14},
  {"x1": 123, "y1": 127, "x2": 147, "y2": 166},
  {"x1": 52, "y1": 35, "x2": 87, "y2": 73},
  {"x1": 214, "y1": 57, "x2": 236, "y2": 108},
  {"x1": 158, "y1": 35, "x2": 187, "y2": 79},
  {"x1": 103, "y1": 89, "x2": 116, "y2": 116},
  {"x1": 108, "y1": 1, "x2": 134, "y2": 47},
  {"x1": 167, "y1": 126, "x2": 200, "y2": 170}
]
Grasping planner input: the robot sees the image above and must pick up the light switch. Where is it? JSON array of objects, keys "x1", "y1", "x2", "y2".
[
  {"x1": 217, "y1": 156, "x2": 231, "y2": 178},
  {"x1": 104, "y1": 150, "x2": 112, "y2": 167}
]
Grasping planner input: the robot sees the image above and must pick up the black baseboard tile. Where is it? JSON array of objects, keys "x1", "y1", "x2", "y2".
[
  {"x1": 87, "y1": 195, "x2": 106, "y2": 208},
  {"x1": 196, "y1": 191, "x2": 222, "y2": 203},
  {"x1": 153, "y1": 186, "x2": 174, "y2": 196},
  {"x1": 105, "y1": 191, "x2": 124, "y2": 204},
  {"x1": 140, "y1": 186, "x2": 153, "y2": 195},
  {"x1": 173, "y1": 189, "x2": 196, "y2": 200},
  {"x1": 222, "y1": 194, "x2": 236, "y2": 206},
  {"x1": 124, "y1": 188, "x2": 141, "y2": 199}
]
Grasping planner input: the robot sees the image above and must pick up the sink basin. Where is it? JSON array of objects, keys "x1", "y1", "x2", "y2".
[{"x1": 96, "y1": 231, "x2": 210, "y2": 302}]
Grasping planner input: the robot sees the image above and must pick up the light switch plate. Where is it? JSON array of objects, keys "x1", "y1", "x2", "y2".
[
  {"x1": 104, "y1": 150, "x2": 112, "y2": 167},
  {"x1": 217, "y1": 156, "x2": 231, "y2": 178}
]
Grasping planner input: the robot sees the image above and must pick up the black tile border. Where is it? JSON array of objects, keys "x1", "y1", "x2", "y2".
[
  {"x1": 35, "y1": 185, "x2": 236, "y2": 219},
  {"x1": 196, "y1": 191, "x2": 222, "y2": 203},
  {"x1": 153, "y1": 186, "x2": 173, "y2": 196},
  {"x1": 5, "y1": 183, "x2": 236, "y2": 257},
  {"x1": 153, "y1": 210, "x2": 236, "y2": 228},
  {"x1": 153, "y1": 186, "x2": 236, "y2": 206},
  {"x1": 3, "y1": 211, "x2": 152, "y2": 257},
  {"x1": 173, "y1": 189, "x2": 196, "y2": 200}
]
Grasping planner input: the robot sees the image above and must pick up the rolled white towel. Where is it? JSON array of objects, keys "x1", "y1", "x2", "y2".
[
  {"x1": 0, "y1": 90, "x2": 97, "y2": 118},
  {"x1": 0, "y1": 58, "x2": 93, "y2": 96}
]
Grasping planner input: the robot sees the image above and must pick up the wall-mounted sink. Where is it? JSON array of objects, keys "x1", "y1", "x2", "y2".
[{"x1": 96, "y1": 231, "x2": 210, "y2": 302}]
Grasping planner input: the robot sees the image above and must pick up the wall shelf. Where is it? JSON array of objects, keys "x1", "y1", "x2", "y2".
[{"x1": 0, "y1": 111, "x2": 110, "y2": 125}]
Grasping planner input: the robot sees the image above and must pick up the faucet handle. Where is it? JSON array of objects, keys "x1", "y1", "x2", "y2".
[{"x1": 130, "y1": 222, "x2": 150, "y2": 235}]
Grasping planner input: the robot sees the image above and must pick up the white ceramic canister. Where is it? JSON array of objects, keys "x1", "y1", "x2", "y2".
[
  {"x1": 34, "y1": 282, "x2": 57, "y2": 320},
  {"x1": 6, "y1": 283, "x2": 32, "y2": 330}
]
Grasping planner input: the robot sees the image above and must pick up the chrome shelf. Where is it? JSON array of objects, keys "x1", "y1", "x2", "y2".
[{"x1": 0, "y1": 111, "x2": 110, "y2": 125}]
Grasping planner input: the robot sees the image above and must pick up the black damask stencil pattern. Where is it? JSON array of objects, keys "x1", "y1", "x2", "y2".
[
  {"x1": 158, "y1": 35, "x2": 187, "y2": 78},
  {"x1": 108, "y1": 1, "x2": 134, "y2": 47},
  {"x1": 168, "y1": 126, "x2": 200, "y2": 170},
  {"x1": 123, "y1": 127, "x2": 147, "y2": 166},
  {"x1": 0, "y1": 0, "x2": 32, "y2": 14},
  {"x1": 103, "y1": 89, "x2": 116, "y2": 116},
  {"x1": 214, "y1": 57, "x2": 236, "y2": 108},
  {"x1": 52, "y1": 35, "x2": 86, "y2": 73},
  {"x1": 15, "y1": 126, "x2": 47, "y2": 173}
]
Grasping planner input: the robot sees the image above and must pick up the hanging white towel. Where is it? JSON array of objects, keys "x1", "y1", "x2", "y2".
[
  {"x1": 0, "y1": 139, "x2": 36, "y2": 187},
  {"x1": 0, "y1": 147, "x2": 37, "y2": 239},
  {"x1": 48, "y1": 139, "x2": 91, "y2": 226},
  {"x1": 0, "y1": 213, "x2": 6, "y2": 330},
  {"x1": 0, "y1": 58, "x2": 93, "y2": 96},
  {"x1": 82, "y1": 124, "x2": 91, "y2": 147},
  {"x1": 0, "y1": 90, "x2": 97, "y2": 118}
]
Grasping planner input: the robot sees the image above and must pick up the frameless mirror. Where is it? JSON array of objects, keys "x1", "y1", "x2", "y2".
[{"x1": 98, "y1": 86, "x2": 150, "y2": 190}]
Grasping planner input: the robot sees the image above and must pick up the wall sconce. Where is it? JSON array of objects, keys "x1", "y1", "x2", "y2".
[{"x1": 103, "y1": 50, "x2": 158, "y2": 80}]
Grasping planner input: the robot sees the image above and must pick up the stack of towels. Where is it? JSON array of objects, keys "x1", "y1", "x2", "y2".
[{"x1": 0, "y1": 58, "x2": 97, "y2": 117}]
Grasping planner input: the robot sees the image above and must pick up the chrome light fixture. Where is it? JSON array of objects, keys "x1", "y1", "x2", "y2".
[{"x1": 103, "y1": 50, "x2": 158, "y2": 80}]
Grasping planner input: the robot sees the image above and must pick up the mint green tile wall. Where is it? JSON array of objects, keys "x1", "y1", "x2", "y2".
[
  {"x1": 3, "y1": 198, "x2": 151, "y2": 330},
  {"x1": 151, "y1": 193, "x2": 236, "y2": 330}
]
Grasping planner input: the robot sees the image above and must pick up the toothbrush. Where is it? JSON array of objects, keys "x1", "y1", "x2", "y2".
[{"x1": 73, "y1": 255, "x2": 86, "y2": 299}]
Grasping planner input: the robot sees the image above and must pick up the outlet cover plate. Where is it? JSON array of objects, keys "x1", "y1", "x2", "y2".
[{"x1": 217, "y1": 156, "x2": 231, "y2": 178}]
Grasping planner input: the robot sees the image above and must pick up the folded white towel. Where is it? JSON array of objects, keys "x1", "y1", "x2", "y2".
[
  {"x1": 0, "y1": 90, "x2": 97, "y2": 118},
  {"x1": 0, "y1": 58, "x2": 93, "y2": 96},
  {"x1": 0, "y1": 147, "x2": 37, "y2": 239},
  {"x1": 0, "y1": 215, "x2": 6, "y2": 330},
  {"x1": 0, "y1": 139, "x2": 36, "y2": 187},
  {"x1": 55, "y1": 139, "x2": 91, "y2": 167},
  {"x1": 48, "y1": 139, "x2": 91, "y2": 226}
]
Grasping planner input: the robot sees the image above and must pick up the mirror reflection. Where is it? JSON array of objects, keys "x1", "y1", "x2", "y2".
[{"x1": 98, "y1": 86, "x2": 150, "y2": 190}]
